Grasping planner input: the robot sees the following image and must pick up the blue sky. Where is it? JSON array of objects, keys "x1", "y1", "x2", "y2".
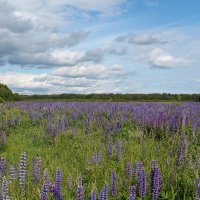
[{"x1": 0, "y1": 0, "x2": 200, "y2": 94}]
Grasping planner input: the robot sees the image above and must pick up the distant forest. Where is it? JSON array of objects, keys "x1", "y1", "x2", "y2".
[
  {"x1": 24, "y1": 93, "x2": 200, "y2": 102},
  {"x1": 1, "y1": 83, "x2": 200, "y2": 102}
]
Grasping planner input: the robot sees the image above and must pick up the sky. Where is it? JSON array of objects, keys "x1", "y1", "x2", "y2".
[{"x1": 0, "y1": 0, "x2": 200, "y2": 94}]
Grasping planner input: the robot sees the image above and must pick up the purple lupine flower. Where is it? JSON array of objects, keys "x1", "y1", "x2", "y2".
[
  {"x1": 105, "y1": 126, "x2": 111, "y2": 136},
  {"x1": 104, "y1": 183, "x2": 108, "y2": 200},
  {"x1": 116, "y1": 140, "x2": 122, "y2": 161},
  {"x1": 77, "y1": 176, "x2": 82, "y2": 187},
  {"x1": 46, "y1": 122, "x2": 53, "y2": 137},
  {"x1": 53, "y1": 122, "x2": 57, "y2": 137},
  {"x1": 114, "y1": 122, "x2": 120, "y2": 133},
  {"x1": 37, "y1": 111, "x2": 42, "y2": 119},
  {"x1": 14, "y1": 162, "x2": 19, "y2": 177},
  {"x1": 60, "y1": 115, "x2": 67, "y2": 132},
  {"x1": 91, "y1": 152, "x2": 98, "y2": 164},
  {"x1": 90, "y1": 189, "x2": 96, "y2": 200},
  {"x1": 99, "y1": 188, "x2": 105, "y2": 200},
  {"x1": 0, "y1": 157, "x2": 6, "y2": 176},
  {"x1": 49, "y1": 182, "x2": 55, "y2": 194},
  {"x1": 151, "y1": 160, "x2": 157, "y2": 169},
  {"x1": 138, "y1": 170, "x2": 147, "y2": 198},
  {"x1": 110, "y1": 170, "x2": 117, "y2": 197},
  {"x1": 130, "y1": 185, "x2": 136, "y2": 199},
  {"x1": 182, "y1": 114, "x2": 186, "y2": 132},
  {"x1": 196, "y1": 178, "x2": 200, "y2": 198},
  {"x1": 43, "y1": 169, "x2": 49, "y2": 184},
  {"x1": 128, "y1": 193, "x2": 135, "y2": 200},
  {"x1": 29, "y1": 110, "x2": 35, "y2": 121},
  {"x1": 40, "y1": 181, "x2": 48, "y2": 200},
  {"x1": 136, "y1": 162, "x2": 143, "y2": 176},
  {"x1": 151, "y1": 160, "x2": 162, "y2": 200},
  {"x1": 68, "y1": 176, "x2": 73, "y2": 190},
  {"x1": 9, "y1": 165, "x2": 16, "y2": 183},
  {"x1": 76, "y1": 185, "x2": 83, "y2": 200},
  {"x1": 176, "y1": 133, "x2": 188, "y2": 167},
  {"x1": 125, "y1": 162, "x2": 132, "y2": 179},
  {"x1": 10, "y1": 117, "x2": 15, "y2": 126},
  {"x1": 151, "y1": 168, "x2": 161, "y2": 199},
  {"x1": 19, "y1": 152, "x2": 27, "y2": 199},
  {"x1": 32, "y1": 157, "x2": 42, "y2": 184},
  {"x1": 55, "y1": 167, "x2": 62, "y2": 200},
  {"x1": 132, "y1": 163, "x2": 137, "y2": 177},
  {"x1": 2, "y1": 176, "x2": 9, "y2": 198}
]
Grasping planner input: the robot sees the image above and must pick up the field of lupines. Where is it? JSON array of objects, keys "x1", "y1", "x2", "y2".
[{"x1": 0, "y1": 102, "x2": 200, "y2": 200}]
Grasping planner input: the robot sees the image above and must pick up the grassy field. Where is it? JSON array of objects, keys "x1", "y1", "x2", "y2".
[{"x1": 0, "y1": 102, "x2": 200, "y2": 199}]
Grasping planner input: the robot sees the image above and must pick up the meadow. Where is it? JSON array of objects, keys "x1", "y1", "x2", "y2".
[{"x1": 0, "y1": 101, "x2": 200, "y2": 200}]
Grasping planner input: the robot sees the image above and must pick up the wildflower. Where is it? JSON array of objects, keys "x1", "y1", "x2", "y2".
[
  {"x1": 55, "y1": 167, "x2": 62, "y2": 200},
  {"x1": 0, "y1": 157, "x2": 6, "y2": 176},
  {"x1": 196, "y1": 178, "x2": 200, "y2": 199},
  {"x1": 110, "y1": 170, "x2": 117, "y2": 197},
  {"x1": 90, "y1": 189, "x2": 96, "y2": 200},
  {"x1": 130, "y1": 185, "x2": 136, "y2": 199},
  {"x1": 138, "y1": 170, "x2": 146, "y2": 198},
  {"x1": 40, "y1": 181, "x2": 48, "y2": 200},
  {"x1": 150, "y1": 160, "x2": 162, "y2": 200},
  {"x1": 9, "y1": 165, "x2": 16, "y2": 183},
  {"x1": 76, "y1": 185, "x2": 83, "y2": 200},
  {"x1": 19, "y1": 152, "x2": 27, "y2": 199},
  {"x1": 116, "y1": 140, "x2": 122, "y2": 160},
  {"x1": 2, "y1": 176, "x2": 9, "y2": 198},
  {"x1": 32, "y1": 157, "x2": 42, "y2": 184},
  {"x1": 125, "y1": 162, "x2": 132, "y2": 179},
  {"x1": 68, "y1": 176, "x2": 73, "y2": 190}
]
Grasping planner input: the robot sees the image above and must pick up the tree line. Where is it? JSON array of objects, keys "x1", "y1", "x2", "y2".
[
  {"x1": 24, "y1": 93, "x2": 200, "y2": 102},
  {"x1": 1, "y1": 83, "x2": 200, "y2": 102}
]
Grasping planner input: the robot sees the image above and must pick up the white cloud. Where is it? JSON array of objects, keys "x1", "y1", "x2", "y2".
[
  {"x1": 0, "y1": 29, "x2": 89, "y2": 67},
  {"x1": 0, "y1": 62, "x2": 137, "y2": 94},
  {"x1": 0, "y1": 0, "x2": 129, "y2": 69},
  {"x1": 54, "y1": 62, "x2": 126, "y2": 79},
  {"x1": 0, "y1": 72, "x2": 51, "y2": 90},
  {"x1": 115, "y1": 33, "x2": 167, "y2": 45},
  {"x1": 7, "y1": 49, "x2": 87, "y2": 67},
  {"x1": 148, "y1": 48, "x2": 188, "y2": 69}
]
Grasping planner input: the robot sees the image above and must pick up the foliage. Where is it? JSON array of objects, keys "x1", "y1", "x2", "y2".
[{"x1": 0, "y1": 83, "x2": 15, "y2": 102}]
